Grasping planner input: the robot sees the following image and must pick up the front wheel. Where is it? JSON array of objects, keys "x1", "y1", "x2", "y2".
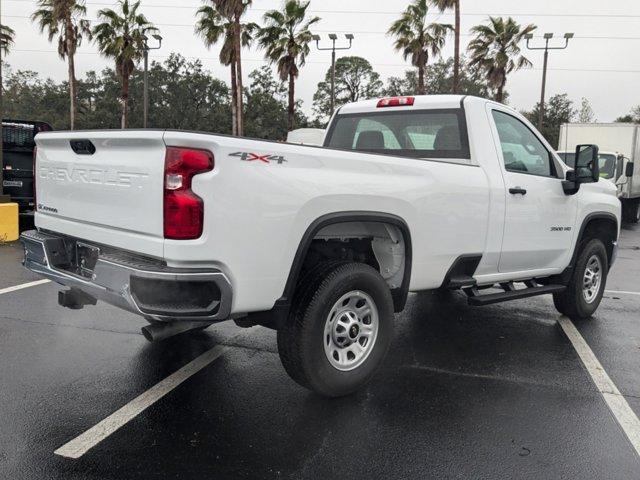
[
  {"x1": 553, "y1": 238, "x2": 608, "y2": 320},
  {"x1": 277, "y1": 262, "x2": 394, "y2": 397}
]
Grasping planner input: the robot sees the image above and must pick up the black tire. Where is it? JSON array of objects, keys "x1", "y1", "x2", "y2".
[
  {"x1": 622, "y1": 198, "x2": 640, "y2": 224},
  {"x1": 553, "y1": 238, "x2": 608, "y2": 320},
  {"x1": 277, "y1": 262, "x2": 394, "y2": 397}
]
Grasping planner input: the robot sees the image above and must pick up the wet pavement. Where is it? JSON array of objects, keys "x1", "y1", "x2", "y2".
[{"x1": 0, "y1": 224, "x2": 639, "y2": 479}]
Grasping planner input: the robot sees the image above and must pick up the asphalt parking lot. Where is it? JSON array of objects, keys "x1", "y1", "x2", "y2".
[{"x1": 1, "y1": 225, "x2": 639, "y2": 479}]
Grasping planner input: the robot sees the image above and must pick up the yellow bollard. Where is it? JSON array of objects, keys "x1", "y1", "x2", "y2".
[{"x1": 0, "y1": 203, "x2": 19, "y2": 242}]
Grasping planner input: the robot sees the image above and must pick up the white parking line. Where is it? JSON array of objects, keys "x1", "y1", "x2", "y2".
[
  {"x1": 0, "y1": 279, "x2": 50, "y2": 296},
  {"x1": 54, "y1": 343, "x2": 231, "y2": 459},
  {"x1": 558, "y1": 316, "x2": 640, "y2": 458},
  {"x1": 606, "y1": 290, "x2": 640, "y2": 297}
]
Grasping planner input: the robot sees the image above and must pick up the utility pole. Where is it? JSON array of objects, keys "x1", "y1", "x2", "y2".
[
  {"x1": 526, "y1": 32, "x2": 574, "y2": 132},
  {"x1": 313, "y1": 33, "x2": 354, "y2": 117},
  {"x1": 142, "y1": 34, "x2": 162, "y2": 129}
]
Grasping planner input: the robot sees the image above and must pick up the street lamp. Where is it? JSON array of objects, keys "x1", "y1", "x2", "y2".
[
  {"x1": 142, "y1": 34, "x2": 163, "y2": 129},
  {"x1": 526, "y1": 32, "x2": 573, "y2": 131},
  {"x1": 313, "y1": 33, "x2": 354, "y2": 116}
]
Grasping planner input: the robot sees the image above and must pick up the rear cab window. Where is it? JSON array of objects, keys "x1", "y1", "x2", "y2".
[{"x1": 324, "y1": 109, "x2": 470, "y2": 162}]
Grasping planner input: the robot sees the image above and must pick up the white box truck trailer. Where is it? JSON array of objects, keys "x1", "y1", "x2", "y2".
[{"x1": 558, "y1": 123, "x2": 640, "y2": 223}]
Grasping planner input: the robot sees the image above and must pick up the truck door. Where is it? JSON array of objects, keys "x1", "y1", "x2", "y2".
[{"x1": 489, "y1": 108, "x2": 578, "y2": 273}]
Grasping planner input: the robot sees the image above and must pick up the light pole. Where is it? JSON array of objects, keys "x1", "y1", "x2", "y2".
[
  {"x1": 142, "y1": 34, "x2": 162, "y2": 129},
  {"x1": 526, "y1": 32, "x2": 573, "y2": 132},
  {"x1": 313, "y1": 33, "x2": 354, "y2": 117}
]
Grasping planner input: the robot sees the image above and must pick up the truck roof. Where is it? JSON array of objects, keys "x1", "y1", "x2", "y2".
[{"x1": 338, "y1": 94, "x2": 482, "y2": 114}]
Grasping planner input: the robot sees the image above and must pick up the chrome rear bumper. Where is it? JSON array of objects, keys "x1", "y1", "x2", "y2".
[{"x1": 20, "y1": 230, "x2": 232, "y2": 322}]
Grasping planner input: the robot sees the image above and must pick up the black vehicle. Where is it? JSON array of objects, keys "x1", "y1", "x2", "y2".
[{"x1": 1, "y1": 119, "x2": 53, "y2": 215}]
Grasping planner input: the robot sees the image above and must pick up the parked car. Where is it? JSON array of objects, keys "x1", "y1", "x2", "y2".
[
  {"x1": 558, "y1": 123, "x2": 640, "y2": 223},
  {"x1": 21, "y1": 95, "x2": 620, "y2": 396},
  {"x1": 2, "y1": 119, "x2": 53, "y2": 215}
]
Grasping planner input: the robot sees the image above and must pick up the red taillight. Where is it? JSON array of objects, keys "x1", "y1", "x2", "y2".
[
  {"x1": 163, "y1": 147, "x2": 214, "y2": 240},
  {"x1": 33, "y1": 146, "x2": 38, "y2": 211},
  {"x1": 377, "y1": 96, "x2": 415, "y2": 108}
]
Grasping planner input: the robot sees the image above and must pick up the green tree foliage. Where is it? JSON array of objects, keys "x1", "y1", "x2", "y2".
[
  {"x1": 577, "y1": 97, "x2": 596, "y2": 123},
  {"x1": 431, "y1": 0, "x2": 461, "y2": 93},
  {"x1": 245, "y1": 65, "x2": 308, "y2": 140},
  {"x1": 3, "y1": 55, "x2": 231, "y2": 132},
  {"x1": 258, "y1": 0, "x2": 320, "y2": 131},
  {"x1": 195, "y1": 1, "x2": 257, "y2": 136},
  {"x1": 32, "y1": 0, "x2": 91, "y2": 129},
  {"x1": 0, "y1": 24, "x2": 15, "y2": 54},
  {"x1": 523, "y1": 93, "x2": 575, "y2": 148},
  {"x1": 468, "y1": 17, "x2": 536, "y2": 103},
  {"x1": 93, "y1": 0, "x2": 159, "y2": 128},
  {"x1": 388, "y1": 0, "x2": 452, "y2": 95},
  {"x1": 615, "y1": 106, "x2": 640, "y2": 123},
  {"x1": 312, "y1": 56, "x2": 383, "y2": 123},
  {"x1": 384, "y1": 57, "x2": 491, "y2": 98}
]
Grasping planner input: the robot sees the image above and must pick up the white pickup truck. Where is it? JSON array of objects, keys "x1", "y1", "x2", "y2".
[{"x1": 21, "y1": 95, "x2": 620, "y2": 397}]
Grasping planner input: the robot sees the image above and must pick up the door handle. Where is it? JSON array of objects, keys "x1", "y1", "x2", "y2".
[{"x1": 509, "y1": 187, "x2": 527, "y2": 195}]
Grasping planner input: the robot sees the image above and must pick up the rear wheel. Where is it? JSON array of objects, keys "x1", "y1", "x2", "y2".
[
  {"x1": 553, "y1": 238, "x2": 608, "y2": 320},
  {"x1": 277, "y1": 262, "x2": 394, "y2": 397}
]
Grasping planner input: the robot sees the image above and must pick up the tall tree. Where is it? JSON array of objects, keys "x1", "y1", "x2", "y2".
[
  {"x1": 312, "y1": 56, "x2": 382, "y2": 122},
  {"x1": 93, "y1": 0, "x2": 158, "y2": 128},
  {"x1": 32, "y1": 0, "x2": 91, "y2": 130},
  {"x1": 195, "y1": 1, "x2": 256, "y2": 136},
  {"x1": 258, "y1": 0, "x2": 320, "y2": 132},
  {"x1": 388, "y1": 0, "x2": 452, "y2": 95},
  {"x1": 467, "y1": 16, "x2": 536, "y2": 103},
  {"x1": 384, "y1": 57, "x2": 490, "y2": 98},
  {"x1": 430, "y1": 0, "x2": 461, "y2": 93},
  {"x1": 577, "y1": 98, "x2": 596, "y2": 123},
  {"x1": 0, "y1": 24, "x2": 14, "y2": 54},
  {"x1": 523, "y1": 93, "x2": 575, "y2": 148}
]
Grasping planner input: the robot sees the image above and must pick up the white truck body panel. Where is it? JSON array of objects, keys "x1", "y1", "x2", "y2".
[
  {"x1": 558, "y1": 123, "x2": 640, "y2": 199},
  {"x1": 31, "y1": 96, "x2": 621, "y2": 317}
]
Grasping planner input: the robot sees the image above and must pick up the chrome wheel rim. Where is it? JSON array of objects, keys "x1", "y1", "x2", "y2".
[
  {"x1": 323, "y1": 290, "x2": 379, "y2": 372},
  {"x1": 582, "y1": 255, "x2": 602, "y2": 304}
]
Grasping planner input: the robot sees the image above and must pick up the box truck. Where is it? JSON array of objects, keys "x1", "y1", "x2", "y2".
[{"x1": 558, "y1": 123, "x2": 640, "y2": 223}]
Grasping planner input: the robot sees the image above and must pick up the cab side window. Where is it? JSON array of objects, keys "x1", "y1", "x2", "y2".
[{"x1": 492, "y1": 110, "x2": 556, "y2": 177}]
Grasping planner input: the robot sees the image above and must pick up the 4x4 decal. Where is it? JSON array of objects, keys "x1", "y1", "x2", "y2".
[{"x1": 230, "y1": 151, "x2": 287, "y2": 164}]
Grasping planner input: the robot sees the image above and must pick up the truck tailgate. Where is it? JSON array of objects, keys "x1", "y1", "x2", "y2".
[{"x1": 34, "y1": 131, "x2": 166, "y2": 257}]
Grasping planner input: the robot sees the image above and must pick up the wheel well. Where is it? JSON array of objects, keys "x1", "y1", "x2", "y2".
[
  {"x1": 284, "y1": 214, "x2": 412, "y2": 313},
  {"x1": 580, "y1": 217, "x2": 617, "y2": 264}
]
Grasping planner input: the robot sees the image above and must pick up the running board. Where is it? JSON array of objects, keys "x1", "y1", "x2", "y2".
[{"x1": 465, "y1": 283, "x2": 566, "y2": 306}]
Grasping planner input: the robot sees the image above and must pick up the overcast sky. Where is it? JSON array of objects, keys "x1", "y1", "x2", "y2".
[{"x1": 2, "y1": 0, "x2": 640, "y2": 121}]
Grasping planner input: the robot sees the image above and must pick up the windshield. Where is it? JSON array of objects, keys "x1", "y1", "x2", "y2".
[
  {"x1": 558, "y1": 152, "x2": 618, "y2": 180},
  {"x1": 324, "y1": 109, "x2": 470, "y2": 160}
]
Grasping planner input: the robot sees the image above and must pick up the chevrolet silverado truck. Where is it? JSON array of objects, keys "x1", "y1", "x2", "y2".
[{"x1": 21, "y1": 95, "x2": 621, "y2": 397}]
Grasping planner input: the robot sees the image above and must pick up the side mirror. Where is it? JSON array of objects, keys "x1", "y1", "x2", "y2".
[
  {"x1": 562, "y1": 170, "x2": 579, "y2": 195},
  {"x1": 625, "y1": 162, "x2": 634, "y2": 178},
  {"x1": 574, "y1": 144, "x2": 599, "y2": 183}
]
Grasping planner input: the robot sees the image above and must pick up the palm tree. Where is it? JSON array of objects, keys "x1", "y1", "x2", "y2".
[
  {"x1": 195, "y1": 1, "x2": 256, "y2": 136},
  {"x1": 468, "y1": 17, "x2": 536, "y2": 103},
  {"x1": 93, "y1": 0, "x2": 158, "y2": 128},
  {"x1": 32, "y1": 0, "x2": 91, "y2": 130},
  {"x1": 258, "y1": 0, "x2": 320, "y2": 132},
  {"x1": 431, "y1": 0, "x2": 460, "y2": 93},
  {"x1": 216, "y1": 0, "x2": 253, "y2": 136},
  {"x1": 0, "y1": 24, "x2": 15, "y2": 54},
  {"x1": 388, "y1": 0, "x2": 452, "y2": 95}
]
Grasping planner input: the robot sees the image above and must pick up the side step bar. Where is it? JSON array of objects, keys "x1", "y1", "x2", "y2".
[{"x1": 465, "y1": 282, "x2": 566, "y2": 306}]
